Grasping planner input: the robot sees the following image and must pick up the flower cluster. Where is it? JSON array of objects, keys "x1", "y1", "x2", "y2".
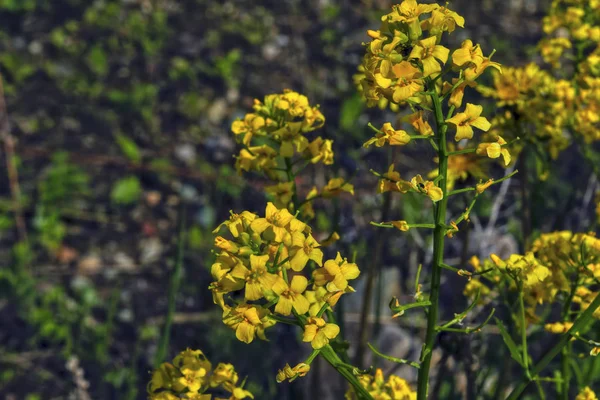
[
  {"x1": 209, "y1": 202, "x2": 360, "y2": 378},
  {"x1": 465, "y1": 231, "x2": 600, "y2": 320},
  {"x1": 148, "y1": 349, "x2": 253, "y2": 400},
  {"x1": 480, "y1": 0, "x2": 600, "y2": 161},
  {"x1": 345, "y1": 368, "x2": 416, "y2": 400},
  {"x1": 576, "y1": 386, "x2": 599, "y2": 400},
  {"x1": 358, "y1": 0, "x2": 509, "y2": 207},
  {"x1": 232, "y1": 90, "x2": 327, "y2": 171},
  {"x1": 231, "y1": 90, "x2": 353, "y2": 219}
]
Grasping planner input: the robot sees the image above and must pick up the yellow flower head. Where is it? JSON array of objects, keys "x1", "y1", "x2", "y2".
[
  {"x1": 576, "y1": 387, "x2": 598, "y2": 400},
  {"x1": 476, "y1": 136, "x2": 511, "y2": 166},
  {"x1": 409, "y1": 36, "x2": 450, "y2": 77},
  {"x1": 446, "y1": 103, "x2": 491, "y2": 141},
  {"x1": 250, "y1": 202, "x2": 306, "y2": 243},
  {"x1": 364, "y1": 122, "x2": 411, "y2": 148},
  {"x1": 302, "y1": 317, "x2": 340, "y2": 349},
  {"x1": 272, "y1": 275, "x2": 311, "y2": 316},
  {"x1": 289, "y1": 231, "x2": 323, "y2": 271},
  {"x1": 222, "y1": 303, "x2": 274, "y2": 344},
  {"x1": 276, "y1": 363, "x2": 310, "y2": 383}
]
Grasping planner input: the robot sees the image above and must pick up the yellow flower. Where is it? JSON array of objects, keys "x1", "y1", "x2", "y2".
[
  {"x1": 386, "y1": 0, "x2": 439, "y2": 40},
  {"x1": 442, "y1": 78, "x2": 477, "y2": 108},
  {"x1": 390, "y1": 61, "x2": 424, "y2": 103},
  {"x1": 378, "y1": 164, "x2": 413, "y2": 194},
  {"x1": 305, "y1": 286, "x2": 328, "y2": 316},
  {"x1": 490, "y1": 252, "x2": 550, "y2": 288},
  {"x1": 214, "y1": 236, "x2": 239, "y2": 254},
  {"x1": 391, "y1": 220, "x2": 410, "y2": 231},
  {"x1": 290, "y1": 231, "x2": 323, "y2": 271},
  {"x1": 576, "y1": 387, "x2": 598, "y2": 400},
  {"x1": 265, "y1": 182, "x2": 295, "y2": 209},
  {"x1": 231, "y1": 254, "x2": 280, "y2": 301},
  {"x1": 224, "y1": 387, "x2": 254, "y2": 400},
  {"x1": 272, "y1": 275, "x2": 311, "y2": 315},
  {"x1": 446, "y1": 103, "x2": 491, "y2": 141},
  {"x1": 222, "y1": 303, "x2": 274, "y2": 344},
  {"x1": 172, "y1": 348, "x2": 212, "y2": 393},
  {"x1": 364, "y1": 122, "x2": 411, "y2": 148},
  {"x1": 250, "y1": 202, "x2": 306, "y2": 243},
  {"x1": 322, "y1": 178, "x2": 354, "y2": 197},
  {"x1": 313, "y1": 253, "x2": 360, "y2": 292},
  {"x1": 410, "y1": 174, "x2": 443, "y2": 201},
  {"x1": 276, "y1": 90, "x2": 310, "y2": 117},
  {"x1": 463, "y1": 55, "x2": 501, "y2": 81},
  {"x1": 476, "y1": 178, "x2": 494, "y2": 194},
  {"x1": 235, "y1": 145, "x2": 278, "y2": 176},
  {"x1": 148, "y1": 362, "x2": 180, "y2": 394},
  {"x1": 476, "y1": 136, "x2": 511, "y2": 166},
  {"x1": 212, "y1": 211, "x2": 257, "y2": 238},
  {"x1": 409, "y1": 36, "x2": 450, "y2": 77},
  {"x1": 210, "y1": 363, "x2": 239, "y2": 390},
  {"x1": 592, "y1": 347, "x2": 600, "y2": 357},
  {"x1": 302, "y1": 317, "x2": 340, "y2": 349},
  {"x1": 452, "y1": 40, "x2": 484, "y2": 68},
  {"x1": 422, "y1": 6, "x2": 465, "y2": 35},
  {"x1": 404, "y1": 111, "x2": 433, "y2": 136},
  {"x1": 276, "y1": 363, "x2": 310, "y2": 383},
  {"x1": 231, "y1": 113, "x2": 265, "y2": 146},
  {"x1": 544, "y1": 322, "x2": 573, "y2": 334},
  {"x1": 305, "y1": 137, "x2": 334, "y2": 165}
]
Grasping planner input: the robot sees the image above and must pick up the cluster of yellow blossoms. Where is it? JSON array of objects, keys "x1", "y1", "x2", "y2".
[
  {"x1": 232, "y1": 89, "x2": 329, "y2": 177},
  {"x1": 231, "y1": 90, "x2": 354, "y2": 219},
  {"x1": 148, "y1": 349, "x2": 253, "y2": 400},
  {"x1": 209, "y1": 202, "x2": 360, "y2": 379},
  {"x1": 355, "y1": 0, "x2": 510, "y2": 207},
  {"x1": 480, "y1": 0, "x2": 600, "y2": 160},
  {"x1": 465, "y1": 231, "x2": 600, "y2": 323},
  {"x1": 576, "y1": 387, "x2": 599, "y2": 400},
  {"x1": 345, "y1": 368, "x2": 416, "y2": 400}
]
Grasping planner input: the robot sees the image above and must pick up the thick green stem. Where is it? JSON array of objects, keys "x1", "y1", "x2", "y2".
[
  {"x1": 506, "y1": 292, "x2": 600, "y2": 400},
  {"x1": 416, "y1": 82, "x2": 449, "y2": 400}
]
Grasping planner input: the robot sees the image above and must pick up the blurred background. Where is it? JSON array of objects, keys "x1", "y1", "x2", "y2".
[{"x1": 1, "y1": 0, "x2": 598, "y2": 399}]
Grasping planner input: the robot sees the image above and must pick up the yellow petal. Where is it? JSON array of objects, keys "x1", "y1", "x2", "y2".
[{"x1": 290, "y1": 275, "x2": 309, "y2": 293}]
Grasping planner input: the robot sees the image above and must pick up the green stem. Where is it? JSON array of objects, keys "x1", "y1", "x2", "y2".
[
  {"x1": 506, "y1": 292, "x2": 600, "y2": 400},
  {"x1": 518, "y1": 285, "x2": 531, "y2": 379},
  {"x1": 284, "y1": 157, "x2": 299, "y2": 212},
  {"x1": 416, "y1": 80, "x2": 449, "y2": 400},
  {"x1": 154, "y1": 205, "x2": 186, "y2": 366},
  {"x1": 320, "y1": 345, "x2": 374, "y2": 400}
]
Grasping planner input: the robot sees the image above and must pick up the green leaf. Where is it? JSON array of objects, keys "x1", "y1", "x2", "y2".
[
  {"x1": 339, "y1": 94, "x2": 364, "y2": 131},
  {"x1": 495, "y1": 317, "x2": 523, "y2": 366},
  {"x1": 115, "y1": 134, "x2": 142, "y2": 163},
  {"x1": 86, "y1": 45, "x2": 108, "y2": 77},
  {"x1": 111, "y1": 176, "x2": 142, "y2": 205}
]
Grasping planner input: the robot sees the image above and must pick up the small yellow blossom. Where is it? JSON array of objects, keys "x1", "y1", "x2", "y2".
[
  {"x1": 576, "y1": 387, "x2": 598, "y2": 400},
  {"x1": 230, "y1": 254, "x2": 279, "y2": 301},
  {"x1": 446, "y1": 103, "x2": 491, "y2": 141},
  {"x1": 544, "y1": 321, "x2": 574, "y2": 334},
  {"x1": 363, "y1": 122, "x2": 411, "y2": 148},
  {"x1": 250, "y1": 202, "x2": 306, "y2": 243},
  {"x1": 222, "y1": 304, "x2": 274, "y2": 344},
  {"x1": 322, "y1": 178, "x2": 355, "y2": 197},
  {"x1": 276, "y1": 363, "x2": 311, "y2": 383},
  {"x1": 302, "y1": 317, "x2": 340, "y2": 349},
  {"x1": 272, "y1": 275, "x2": 311, "y2": 316},
  {"x1": 409, "y1": 36, "x2": 450, "y2": 77},
  {"x1": 476, "y1": 136, "x2": 511, "y2": 166},
  {"x1": 410, "y1": 174, "x2": 443, "y2": 201},
  {"x1": 289, "y1": 231, "x2": 323, "y2": 271}
]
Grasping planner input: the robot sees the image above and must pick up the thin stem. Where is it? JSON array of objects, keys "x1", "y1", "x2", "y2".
[
  {"x1": 506, "y1": 292, "x2": 600, "y2": 400},
  {"x1": 368, "y1": 342, "x2": 421, "y2": 369},
  {"x1": 320, "y1": 345, "x2": 374, "y2": 400},
  {"x1": 154, "y1": 205, "x2": 186, "y2": 366},
  {"x1": 518, "y1": 284, "x2": 531, "y2": 379},
  {"x1": 416, "y1": 78, "x2": 449, "y2": 400}
]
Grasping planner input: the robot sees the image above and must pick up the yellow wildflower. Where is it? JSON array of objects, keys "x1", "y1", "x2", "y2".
[
  {"x1": 302, "y1": 317, "x2": 340, "y2": 349},
  {"x1": 476, "y1": 136, "x2": 511, "y2": 166},
  {"x1": 544, "y1": 322, "x2": 573, "y2": 334},
  {"x1": 446, "y1": 103, "x2": 491, "y2": 141},
  {"x1": 222, "y1": 303, "x2": 274, "y2": 344},
  {"x1": 391, "y1": 220, "x2": 410, "y2": 231},
  {"x1": 409, "y1": 36, "x2": 450, "y2": 77},
  {"x1": 363, "y1": 122, "x2": 411, "y2": 148},
  {"x1": 265, "y1": 182, "x2": 295, "y2": 209},
  {"x1": 576, "y1": 387, "x2": 598, "y2": 400},
  {"x1": 231, "y1": 113, "x2": 265, "y2": 146},
  {"x1": 289, "y1": 231, "x2": 323, "y2": 271},
  {"x1": 322, "y1": 178, "x2": 354, "y2": 197},
  {"x1": 276, "y1": 363, "x2": 310, "y2": 383},
  {"x1": 212, "y1": 211, "x2": 257, "y2": 238},
  {"x1": 250, "y1": 202, "x2": 306, "y2": 243},
  {"x1": 422, "y1": 6, "x2": 465, "y2": 35},
  {"x1": 390, "y1": 61, "x2": 424, "y2": 103},
  {"x1": 230, "y1": 254, "x2": 280, "y2": 301},
  {"x1": 452, "y1": 40, "x2": 484, "y2": 68},
  {"x1": 305, "y1": 137, "x2": 334, "y2": 165},
  {"x1": 404, "y1": 111, "x2": 434, "y2": 136},
  {"x1": 410, "y1": 174, "x2": 443, "y2": 201},
  {"x1": 272, "y1": 275, "x2": 311, "y2": 316}
]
